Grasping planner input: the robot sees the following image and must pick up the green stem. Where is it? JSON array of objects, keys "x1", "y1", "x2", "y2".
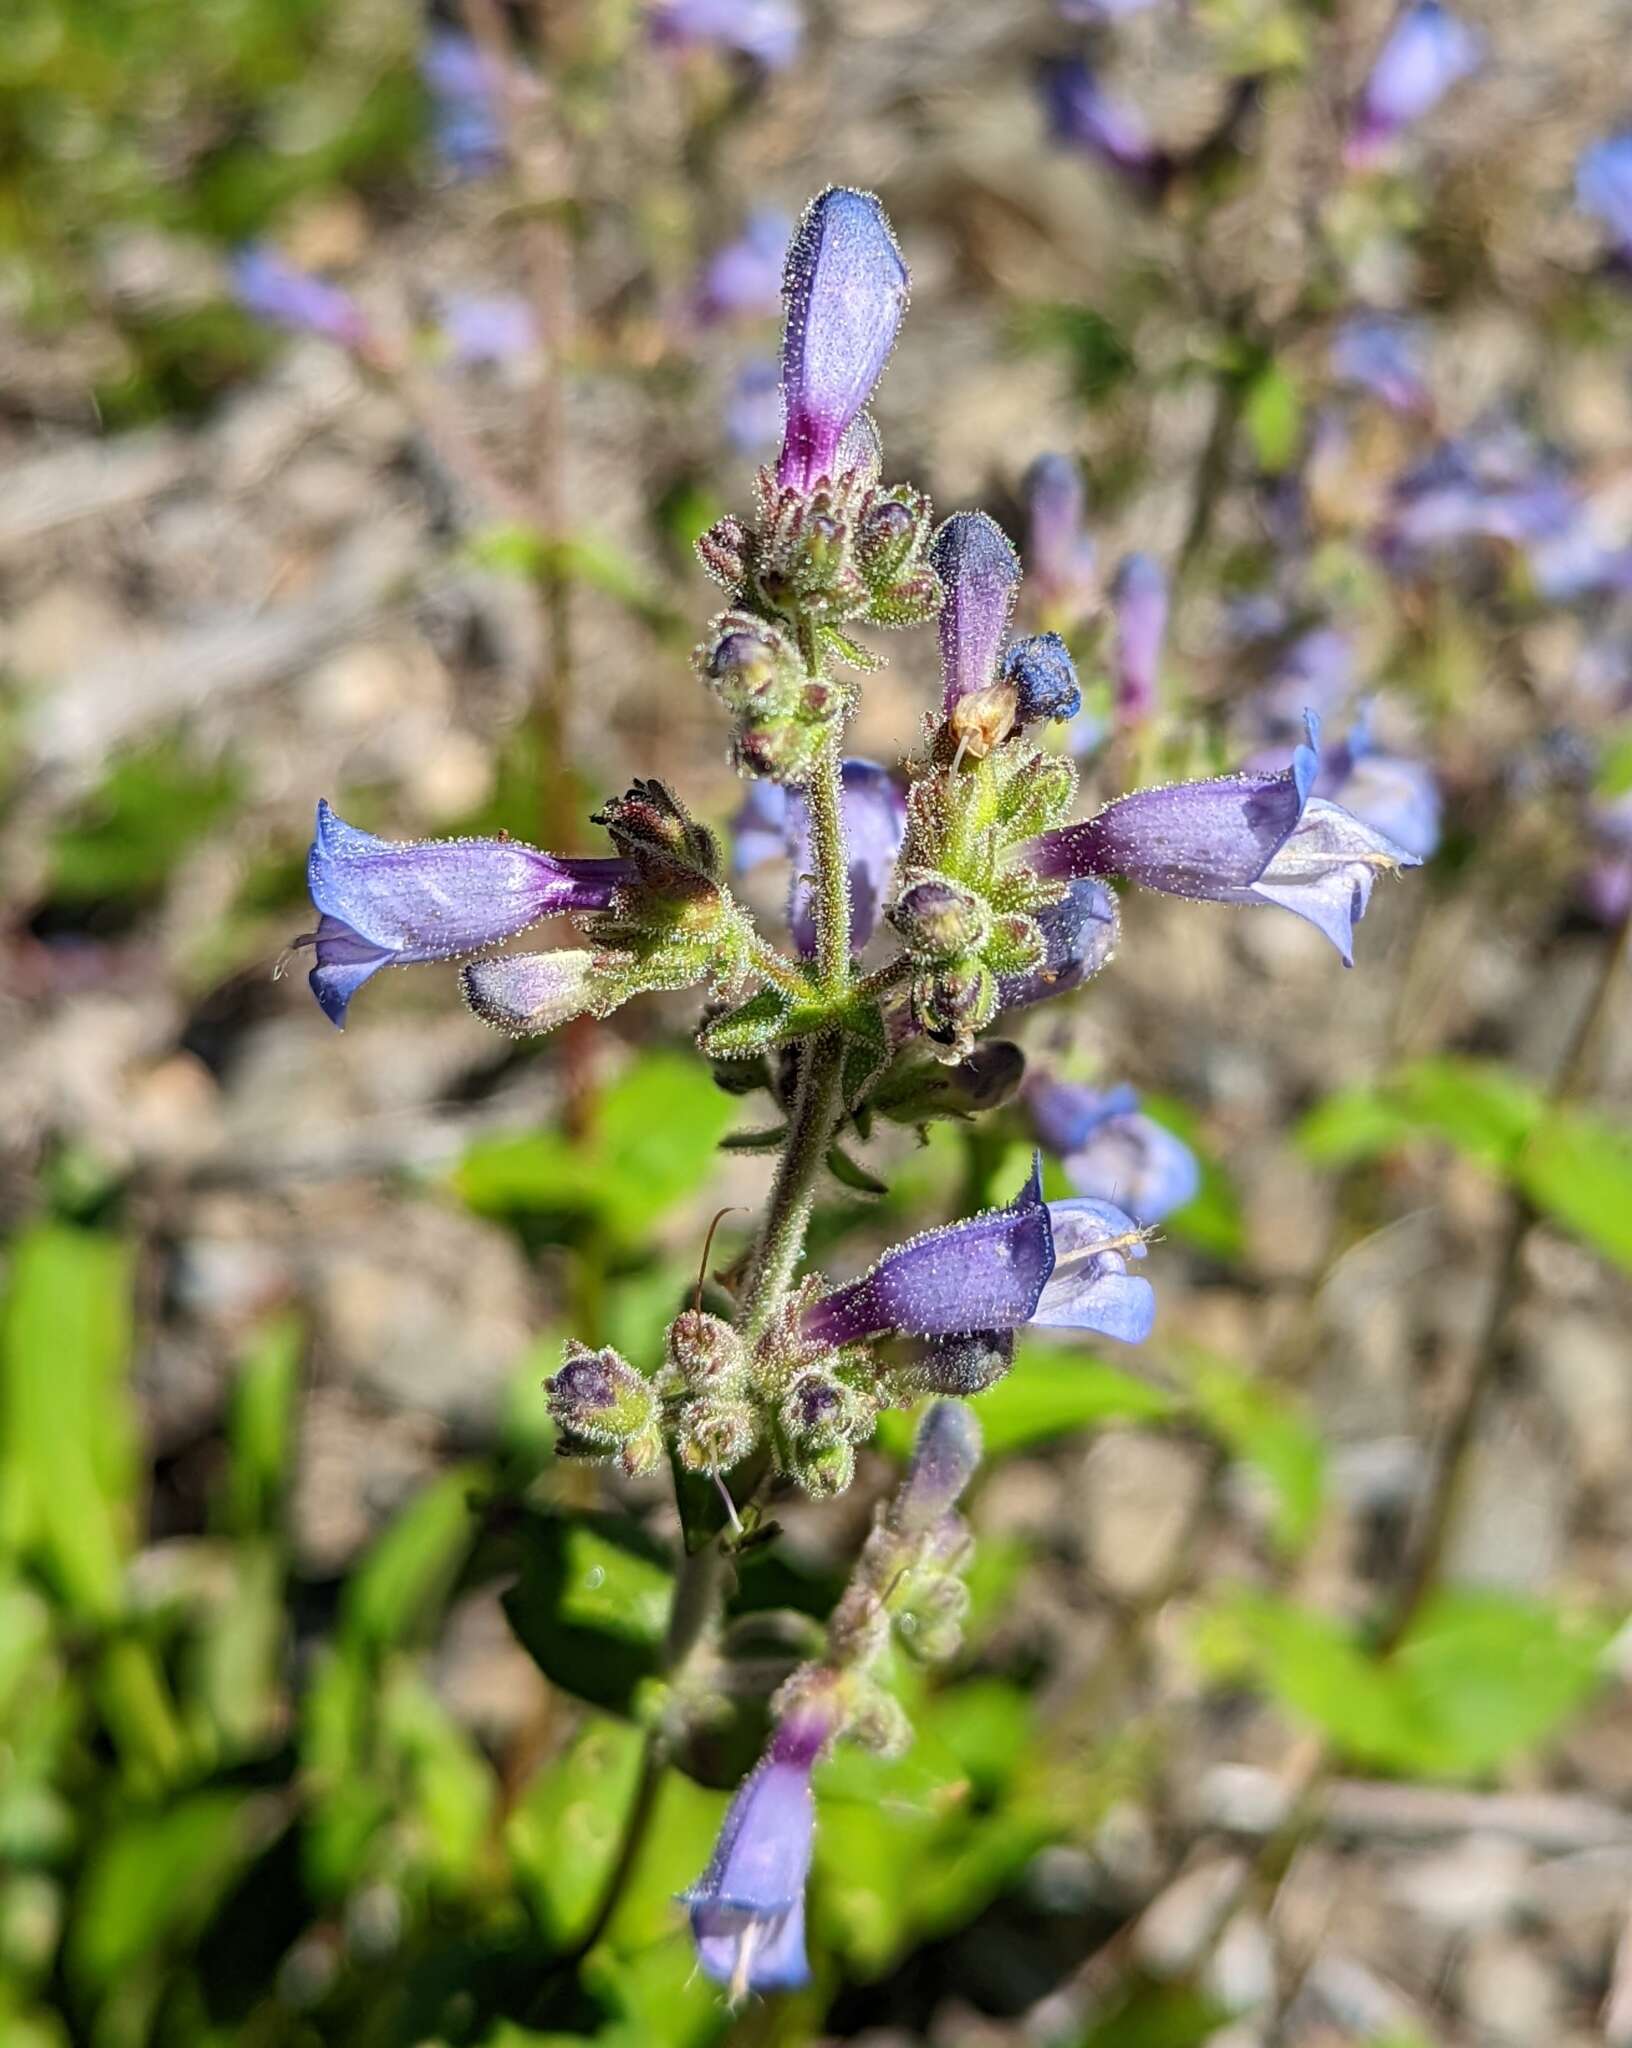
[
  {"x1": 805, "y1": 741, "x2": 853, "y2": 997},
  {"x1": 740, "y1": 1031, "x2": 846, "y2": 1337}
]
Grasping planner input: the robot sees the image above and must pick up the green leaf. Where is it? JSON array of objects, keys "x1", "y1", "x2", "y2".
[
  {"x1": 877, "y1": 1343, "x2": 1178, "y2": 1463},
  {"x1": 696, "y1": 989, "x2": 793, "y2": 1060},
  {"x1": 454, "y1": 1051, "x2": 736, "y2": 1248},
  {"x1": 1243, "y1": 360, "x2": 1304, "y2": 475},
  {"x1": 69, "y1": 1792, "x2": 263, "y2": 1989},
  {"x1": 48, "y1": 734, "x2": 242, "y2": 903},
  {"x1": 340, "y1": 1465, "x2": 480, "y2": 1654},
  {"x1": 502, "y1": 1510, "x2": 674, "y2": 1716},
  {"x1": 1184, "y1": 1354, "x2": 1324, "y2": 1553},
  {"x1": 0, "y1": 1226, "x2": 136, "y2": 1619},
  {"x1": 826, "y1": 1145, "x2": 889, "y2": 1196},
  {"x1": 1390, "y1": 1589, "x2": 1614, "y2": 1777},
  {"x1": 1517, "y1": 1107, "x2": 1632, "y2": 1272},
  {"x1": 1297, "y1": 1083, "x2": 1420, "y2": 1167},
  {"x1": 1008, "y1": 302, "x2": 1135, "y2": 407},
  {"x1": 1196, "y1": 1588, "x2": 1614, "y2": 1778},
  {"x1": 507, "y1": 1714, "x2": 646, "y2": 1945},
  {"x1": 379, "y1": 1669, "x2": 495, "y2": 1886},
  {"x1": 1077, "y1": 1978, "x2": 1234, "y2": 2048},
  {"x1": 224, "y1": 1313, "x2": 302, "y2": 1536},
  {"x1": 1595, "y1": 725, "x2": 1632, "y2": 797}
]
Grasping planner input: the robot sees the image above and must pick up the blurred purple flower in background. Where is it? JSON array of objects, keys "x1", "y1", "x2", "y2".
[
  {"x1": 685, "y1": 1711, "x2": 829, "y2": 1996},
  {"x1": 1330, "y1": 314, "x2": 1433, "y2": 415},
  {"x1": 1377, "y1": 424, "x2": 1577, "y2": 566},
  {"x1": 419, "y1": 29, "x2": 505, "y2": 178},
  {"x1": 1577, "y1": 132, "x2": 1632, "y2": 265},
  {"x1": 1026, "y1": 1075, "x2": 1200, "y2": 1223},
  {"x1": 726, "y1": 358, "x2": 785, "y2": 458},
  {"x1": 438, "y1": 292, "x2": 537, "y2": 367},
  {"x1": 1582, "y1": 791, "x2": 1632, "y2": 924},
  {"x1": 230, "y1": 245, "x2": 372, "y2": 351},
  {"x1": 696, "y1": 211, "x2": 792, "y2": 326},
  {"x1": 1058, "y1": 0, "x2": 1161, "y2": 17},
  {"x1": 1040, "y1": 59, "x2": 1166, "y2": 184},
  {"x1": 1029, "y1": 715, "x2": 1422, "y2": 961},
  {"x1": 734, "y1": 760, "x2": 907, "y2": 954},
  {"x1": 1110, "y1": 552, "x2": 1168, "y2": 724},
  {"x1": 803, "y1": 1157, "x2": 1155, "y2": 1347},
  {"x1": 1023, "y1": 452, "x2": 1099, "y2": 625},
  {"x1": 777, "y1": 188, "x2": 909, "y2": 491},
  {"x1": 302, "y1": 802, "x2": 626, "y2": 1026},
  {"x1": 651, "y1": 0, "x2": 804, "y2": 72},
  {"x1": 1346, "y1": 2, "x2": 1483, "y2": 168}
]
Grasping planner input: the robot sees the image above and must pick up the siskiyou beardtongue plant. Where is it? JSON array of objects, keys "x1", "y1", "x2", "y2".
[{"x1": 294, "y1": 186, "x2": 1419, "y2": 1998}]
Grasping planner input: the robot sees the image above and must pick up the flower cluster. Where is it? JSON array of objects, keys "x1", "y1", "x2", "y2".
[{"x1": 296, "y1": 184, "x2": 1422, "y2": 2001}]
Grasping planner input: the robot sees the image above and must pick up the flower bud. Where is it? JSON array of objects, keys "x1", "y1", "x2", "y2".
[
  {"x1": 701, "y1": 615, "x2": 800, "y2": 716},
  {"x1": 894, "y1": 1399, "x2": 983, "y2": 1531},
  {"x1": 677, "y1": 1394, "x2": 759, "y2": 1474},
  {"x1": 460, "y1": 949, "x2": 599, "y2": 1038},
  {"x1": 696, "y1": 512, "x2": 751, "y2": 591},
  {"x1": 734, "y1": 717, "x2": 828, "y2": 786},
  {"x1": 666, "y1": 1309, "x2": 747, "y2": 1390},
  {"x1": 594, "y1": 778, "x2": 720, "y2": 882},
  {"x1": 895, "y1": 1575, "x2": 971, "y2": 1664},
  {"x1": 911, "y1": 959, "x2": 995, "y2": 1054},
  {"x1": 930, "y1": 511, "x2": 1021, "y2": 712},
  {"x1": 778, "y1": 188, "x2": 909, "y2": 493},
  {"x1": 545, "y1": 1342, "x2": 662, "y2": 1475},
  {"x1": 780, "y1": 1370, "x2": 872, "y2": 1451},
  {"x1": 788, "y1": 1439, "x2": 856, "y2": 1499},
  {"x1": 889, "y1": 872, "x2": 990, "y2": 963}
]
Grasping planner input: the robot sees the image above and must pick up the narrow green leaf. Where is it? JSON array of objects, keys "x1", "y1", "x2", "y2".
[
  {"x1": 876, "y1": 1345, "x2": 1177, "y2": 1462},
  {"x1": 1185, "y1": 1354, "x2": 1324, "y2": 1553},
  {"x1": 0, "y1": 1226, "x2": 136, "y2": 1619},
  {"x1": 1517, "y1": 1107, "x2": 1632, "y2": 1272},
  {"x1": 340, "y1": 1465, "x2": 480, "y2": 1654},
  {"x1": 225, "y1": 1313, "x2": 302, "y2": 1536}
]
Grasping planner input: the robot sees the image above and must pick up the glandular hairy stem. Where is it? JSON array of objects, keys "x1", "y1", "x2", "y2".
[
  {"x1": 805, "y1": 739, "x2": 854, "y2": 997},
  {"x1": 740, "y1": 1030, "x2": 846, "y2": 1338}
]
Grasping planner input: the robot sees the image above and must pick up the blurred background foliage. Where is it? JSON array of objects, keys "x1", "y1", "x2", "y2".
[{"x1": 2, "y1": 0, "x2": 1632, "y2": 2045}]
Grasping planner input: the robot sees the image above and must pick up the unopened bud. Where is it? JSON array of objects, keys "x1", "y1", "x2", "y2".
[
  {"x1": 895, "y1": 1399, "x2": 983, "y2": 1530},
  {"x1": 696, "y1": 513, "x2": 751, "y2": 591},
  {"x1": 734, "y1": 717, "x2": 826, "y2": 786},
  {"x1": 593, "y1": 778, "x2": 719, "y2": 882},
  {"x1": 545, "y1": 1342, "x2": 659, "y2": 1460},
  {"x1": 666, "y1": 1309, "x2": 746, "y2": 1391},
  {"x1": 896, "y1": 1574, "x2": 971, "y2": 1664},
  {"x1": 790, "y1": 1438, "x2": 856, "y2": 1499},
  {"x1": 677, "y1": 1394, "x2": 758, "y2": 1474},
  {"x1": 910, "y1": 958, "x2": 995, "y2": 1053},
  {"x1": 700, "y1": 614, "x2": 799, "y2": 715},
  {"x1": 890, "y1": 872, "x2": 990, "y2": 963},
  {"x1": 781, "y1": 1370, "x2": 871, "y2": 1450}
]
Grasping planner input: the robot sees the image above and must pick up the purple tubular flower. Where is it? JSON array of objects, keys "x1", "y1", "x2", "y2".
[
  {"x1": 230, "y1": 246, "x2": 370, "y2": 351},
  {"x1": 419, "y1": 29, "x2": 504, "y2": 177},
  {"x1": 997, "y1": 877, "x2": 1120, "y2": 1011},
  {"x1": 776, "y1": 189, "x2": 909, "y2": 493},
  {"x1": 684, "y1": 1712, "x2": 827, "y2": 1996},
  {"x1": 696, "y1": 211, "x2": 792, "y2": 327},
  {"x1": 303, "y1": 801, "x2": 627, "y2": 1026},
  {"x1": 1027, "y1": 715, "x2": 1420, "y2": 963},
  {"x1": 930, "y1": 512, "x2": 1023, "y2": 711},
  {"x1": 1346, "y1": 3, "x2": 1483, "y2": 168},
  {"x1": 1039, "y1": 58, "x2": 1165, "y2": 183},
  {"x1": 650, "y1": 0, "x2": 803, "y2": 70},
  {"x1": 1578, "y1": 133, "x2": 1632, "y2": 263},
  {"x1": 734, "y1": 759, "x2": 906, "y2": 955},
  {"x1": 803, "y1": 1157, "x2": 1153, "y2": 1347},
  {"x1": 1330, "y1": 314, "x2": 1432, "y2": 415},
  {"x1": 1023, "y1": 452, "x2": 1098, "y2": 623},
  {"x1": 1110, "y1": 553, "x2": 1168, "y2": 724},
  {"x1": 1026, "y1": 1075, "x2": 1201, "y2": 1225}
]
